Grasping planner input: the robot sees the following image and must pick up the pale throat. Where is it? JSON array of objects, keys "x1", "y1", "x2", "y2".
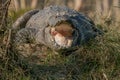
[{"x1": 50, "y1": 22, "x2": 74, "y2": 48}]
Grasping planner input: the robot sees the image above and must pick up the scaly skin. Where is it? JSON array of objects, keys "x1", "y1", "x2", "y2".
[{"x1": 12, "y1": 6, "x2": 102, "y2": 57}]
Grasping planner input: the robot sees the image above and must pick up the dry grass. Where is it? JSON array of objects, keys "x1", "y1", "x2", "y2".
[{"x1": 0, "y1": 7, "x2": 120, "y2": 80}]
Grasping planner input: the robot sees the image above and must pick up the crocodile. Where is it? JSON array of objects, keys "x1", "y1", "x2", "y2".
[{"x1": 12, "y1": 6, "x2": 102, "y2": 57}]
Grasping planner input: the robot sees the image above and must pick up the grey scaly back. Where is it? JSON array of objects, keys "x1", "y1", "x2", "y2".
[{"x1": 12, "y1": 6, "x2": 102, "y2": 57}]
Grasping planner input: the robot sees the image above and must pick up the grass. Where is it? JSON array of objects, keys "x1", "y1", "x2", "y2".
[{"x1": 0, "y1": 11, "x2": 120, "y2": 80}]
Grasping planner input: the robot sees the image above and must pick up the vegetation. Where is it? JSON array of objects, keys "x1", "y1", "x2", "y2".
[
  {"x1": 0, "y1": 14, "x2": 120, "y2": 80},
  {"x1": 0, "y1": 0, "x2": 120, "y2": 80}
]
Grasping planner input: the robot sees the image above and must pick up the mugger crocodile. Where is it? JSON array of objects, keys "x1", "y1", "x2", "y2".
[{"x1": 12, "y1": 6, "x2": 102, "y2": 57}]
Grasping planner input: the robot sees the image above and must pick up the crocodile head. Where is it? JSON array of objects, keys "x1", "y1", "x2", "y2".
[{"x1": 49, "y1": 21, "x2": 79, "y2": 50}]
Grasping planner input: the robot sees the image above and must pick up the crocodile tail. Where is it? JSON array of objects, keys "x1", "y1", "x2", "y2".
[{"x1": 12, "y1": 9, "x2": 39, "y2": 30}]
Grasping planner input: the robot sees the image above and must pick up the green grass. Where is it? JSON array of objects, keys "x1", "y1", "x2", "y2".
[
  {"x1": 0, "y1": 12, "x2": 120, "y2": 80},
  {"x1": 9, "y1": 9, "x2": 31, "y2": 22}
]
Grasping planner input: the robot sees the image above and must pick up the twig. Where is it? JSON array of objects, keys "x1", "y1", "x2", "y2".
[
  {"x1": 0, "y1": 0, "x2": 10, "y2": 10},
  {"x1": 5, "y1": 29, "x2": 12, "y2": 54},
  {"x1": 103, "y1": 72, "x2": 108, "y2": 80},
  {"x1": 1, "y1": 0, "x2": 11, "y2": 29}
]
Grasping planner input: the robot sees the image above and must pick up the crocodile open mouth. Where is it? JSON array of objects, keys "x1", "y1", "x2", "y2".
[
  {"x1": 50, "y1": 21, "x2": 75, "y2": 49},
  {"x1": 54, "y1": 34, "x2": 73, "y2": 49}
]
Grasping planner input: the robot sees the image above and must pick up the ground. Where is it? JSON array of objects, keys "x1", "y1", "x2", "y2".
[{"x1": 0, "y1": 11, "x2": 120, "y2": 80}]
